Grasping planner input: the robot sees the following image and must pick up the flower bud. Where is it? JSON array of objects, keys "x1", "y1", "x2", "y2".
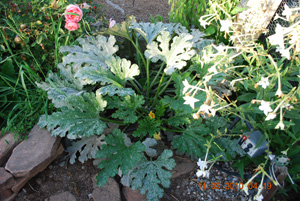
[
  {"x1": 14, "y1": 35, "x2": 22, "y2": 43},
  {"x1": 20, "y1": 24, "x2": 27, "y2": 30}
]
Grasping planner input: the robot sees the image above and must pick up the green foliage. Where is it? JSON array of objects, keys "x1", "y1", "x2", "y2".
[
  {"x1": 38, "y1": 93, "x2": 107, "y2": 139},
  {"x1": 168, "y1": 0, "x2": 240, "y2": 42},
  {"x1": 130, "y1": 150, "x2": 176, "y2": 201},
  {"x1": 95, "y1": 129, "x2": 145, "y2": 187},
  {"x1": 106, "y1": 95, "x2": 145, "y2": 124},
  {"x1": 133, "y1": 118, "x2": 161, "y2": 138},
  {"x1": 0, "y1": 0, "x2": 105, "y2": 134},
  {"x1": 172, "y1": 120, "x2": 210, "y2": 157},
  {"x1": 168, "y1": 0, "x2": 206, "y2": 29}
]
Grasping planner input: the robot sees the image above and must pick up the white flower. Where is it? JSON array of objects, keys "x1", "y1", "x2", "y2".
[
  {"x1": 199, "y1": 104, "x2": 216, "y2": 117},
  {"x1": 254, "y1": 194, "x2": 264, "y2": 201},
  {"x1": 193, "y1": 113, "x2": 200, "y2": 119},
  {"x1": 281, "y1": 149, "x2": 288, "y2": 155},
  {"x1": 109, "y1": 18, "x2": 116, "y2": 28},
  {"x1": 275, "y1": 88, "x2": 284, "y2": 97},
  {"x1": 242, "y1": 184, "x2": 249, "y2": 195},
  {"x1": 274, "y1": 13, "x2": 280, "y2": 21},
  {"x1": 275, "y1": 46, "x2": 290, "y2": 59},
  {"x1": 265, "y1": 112, "x2": 276, "y2": 121},
  {"x1": 275, "y1": 121, "x2": 285, "y2": 130},
  {"x1": 196, "y1": 169, "x2": 210, "y2": 178},
  {"x1": 208, "y1": 65, "x2": 218, "y2": 74},
  {"x1": 182, "y1": 79, "x2": 190, "y2": 94},
  {"x1": 197, "y1": 158, "x2": 207, "y2": 170},
  {"x1": 268, "y1": 24, "x2": 284, "y2": 48},
  {"x1": 259, "y1": 100, "x2": 273, "y2": 116},
  {"x1": 199, "y1": 16, "x2": 209, "y2": 29},
  {"x1": 214, "y1": 44, "x2": 227, "y2": 52},
  {"x1": 199, "y1": 104, "x2": 211, "y2": 114},
  {"x1": 282, "y1": 103, "x2": 293, "y2": 110},
  {"x1": 220, "y1": 19, "x2": 232, "y2": 33},
  {"x1": 257, "y1": 77, "x2": 269, "y2": 89},
  {"x1": 183, "y1": 96, "x2": 199, "y2": 109},
  {"x1": 282, "y1": 4, "x2": 292, "y2": 20}
]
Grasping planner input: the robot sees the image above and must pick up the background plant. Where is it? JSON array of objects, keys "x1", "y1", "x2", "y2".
[
  {"x1": 168, "y1": 0, "x2": 243, "y2": 42},
  {"x1": 183, "y1": 1, "x2": 300, "y2": 199},
  {"x1": 0, "y1": 0, "x2": 105, "y2": 135}
]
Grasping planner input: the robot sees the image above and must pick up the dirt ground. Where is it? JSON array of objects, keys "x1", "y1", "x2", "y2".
[{"x1": 94, "y1": 0, "x2": 171, "y2": 23}]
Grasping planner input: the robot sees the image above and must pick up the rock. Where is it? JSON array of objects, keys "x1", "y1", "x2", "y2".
[
  {"x1": 122, "y1": 186, "x2": 147, "y2": 201},
  {"x1": 0, "y1": 189, "x2": 13, "y2": 201},
  {"x1": 0, "y1": 132, "x2": 19, "y2": 166},
  {"x1": 0, "y1": 168, "x2": 16, "y2": 191},
  {"x1": 11, "y1": 144, "x2": 64, "y2": 193},
  {"x1": 49, "y1": 191, "x2": 77, "y2": 201},
  {"x1": 5, "y1": 125, "x2": 61, "y2": 177},
  {"x1": 91, "y1": 174, "x2": 121, "y2": 201},
  {"x1": 172, "y1": 161, "x2": 197, "y2": 178}
]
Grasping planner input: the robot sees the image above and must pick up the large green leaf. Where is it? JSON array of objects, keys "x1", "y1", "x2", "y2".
[
  {"x1": 75, "y1": 64, "x2": 121, "y2": 85},
  {"x1": 172, "y1": 121, "x2": 210, "y2": 157},
  {"x1": 60, "y1": 35, "x2": 118, "y2": 69},
  {"x1": 36, "y1": 64, "x2": 84, "y2": 108},
  {"x1": 133, "y1": 118, "x2": 161, "y2": 138},
  {"x1": 106, "y1": 56, "x2": 140, "y2": 81},
  {"x1": 38, "y1": 93, "x2": 107, "y2": 139},
  {"x1": 103, "y1": 16, "x2": 136, "y2": 40},
  {"x1": 130, "y1": 150, "x2": 176, "y2": 201},
  {"x1": 145, "y1": 31, "x2": 196, "y2": 75},
  {"x1": 75, "y1": 56, "x2": 139, "y2": 96},
  {"x1": 106, "y1": 95, "x2": 145, "y2": 123},
  {"x1": 95, "y1": 129, "x2": 145, "y2": 186},
  {"x1": 130, "y1": 22, "x2": 166, "y2": 43}
]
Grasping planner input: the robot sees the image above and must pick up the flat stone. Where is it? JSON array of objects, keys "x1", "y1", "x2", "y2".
[
  {"x1": 91, "y1": 174, "x2": 121, "y2": 201},
  {"x1": 5, "y1": 125, "x2": 61, "y2": 177},
  {"x1": 0, "y1": 168, "x2": 16, "y2": 191},
  {"x1": 49, "y1": 191, "x2": 77, "y2": 201},
  {"x1": 11, "y1": 144, "x2": 64, "y2": 193},
  {"x1": 122, "y1": 186, "x2": 147, "y2": 201},
  {"x1": 0, "y1": 132, "x2": 19, "y2": 166},
  {"x1": 172, "y1": 161, "x2": 197, "y2": 178}
]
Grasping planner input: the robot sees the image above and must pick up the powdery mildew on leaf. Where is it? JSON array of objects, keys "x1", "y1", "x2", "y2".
[
  {"x1": 38, "y1": 93, "x2": 107, "y2": 139},
  {"x1": 60, "y1": 35, "x2": 118, "y2": 69},
  {"x1": 145, "y1": 31, "x2": 196, "y2": 75},
  {"x1": 130, "y1": 22, "x2": 167, "y2": 43},
  {"x1": 66, "y1": 134, "x2": 106, "y2": 164}
]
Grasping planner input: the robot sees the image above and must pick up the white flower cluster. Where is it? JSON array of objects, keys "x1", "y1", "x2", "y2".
[
  {"x1": 267, "y1": 5, "x2": 300, "y2": 59},
  {"x1": 196, "y1": 158, "x2": 210, "y2": 178}
]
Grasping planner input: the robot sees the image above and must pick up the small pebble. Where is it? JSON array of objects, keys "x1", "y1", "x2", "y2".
[{"x1": 36, "y1": 178, "x2": 42, "y2": 185}]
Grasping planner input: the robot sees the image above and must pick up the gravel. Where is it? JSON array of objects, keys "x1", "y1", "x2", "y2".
[{"x1": 165, "y1": 161, "x2": 258, "y2": 201}]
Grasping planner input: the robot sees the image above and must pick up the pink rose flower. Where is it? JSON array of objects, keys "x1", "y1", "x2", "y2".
[
  {"x1": 64, "y1": 4, "x2": 83, "y2": 23},
  {"x1": 65, "y1": 21, "x2": 80, "y2": 31},
  {"x1": 109, "y1": 18, "x2": 116, "y2": 28}
]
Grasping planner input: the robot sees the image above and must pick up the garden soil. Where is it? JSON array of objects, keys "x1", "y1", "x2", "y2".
[
  {"x1": 94, "y1": 0, "x2": 171, "y2": 23},
  {"x1": 13, "y1": 1, "x2": 299, "y2": 201}
]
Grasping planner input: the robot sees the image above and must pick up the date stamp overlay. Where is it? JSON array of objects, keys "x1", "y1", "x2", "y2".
[{"x1": 198, "y1": 182, "x2": 272, "y2": 190}]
